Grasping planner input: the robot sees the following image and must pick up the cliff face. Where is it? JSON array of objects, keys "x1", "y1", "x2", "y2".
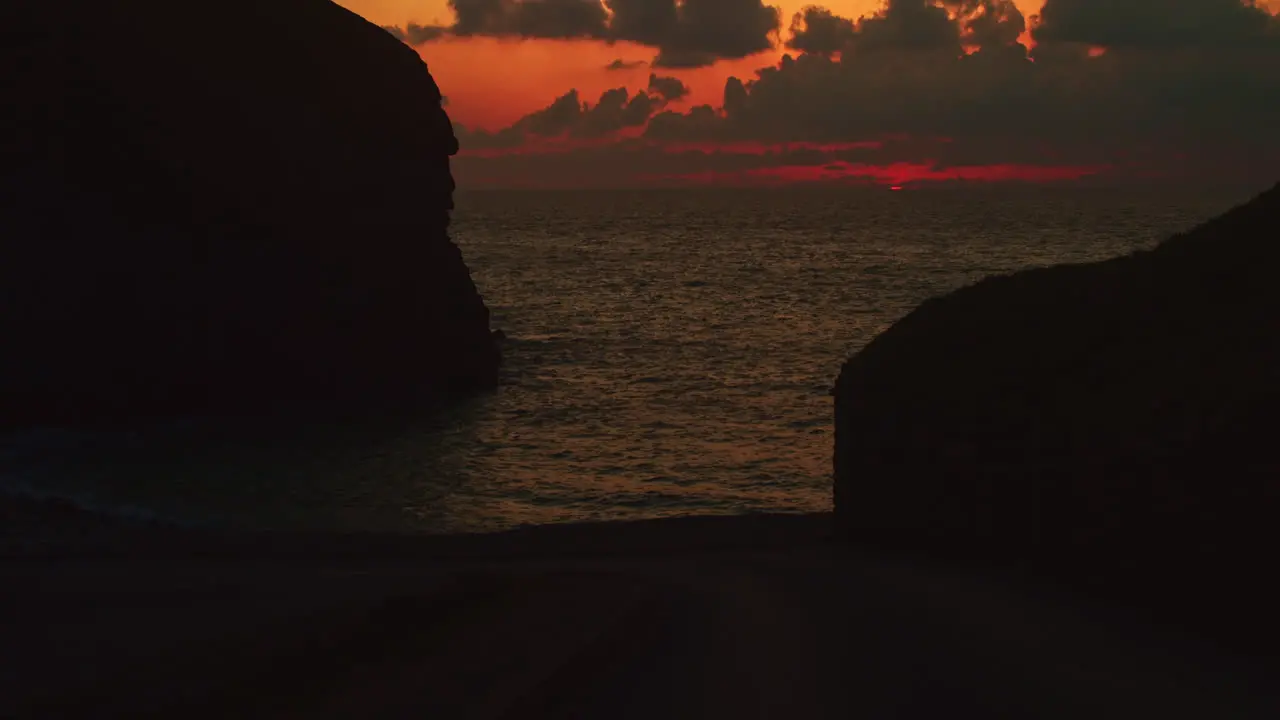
[
  {"x1": 833, "y1": 183, "x2": 1280, "y2": 648},
  {"x1": 2, "y1": 0, "x2": 499, "y2": 425}
]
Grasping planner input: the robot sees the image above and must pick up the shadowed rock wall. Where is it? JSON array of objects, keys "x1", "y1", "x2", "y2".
[
  {"x1": 2, "y1": 0, "x2": 499, "y2": 425},
  {"x1": 833, "y1": 182, "x2": 1280, "y2": 653}
]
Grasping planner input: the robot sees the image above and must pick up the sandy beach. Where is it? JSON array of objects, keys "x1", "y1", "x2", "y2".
[{"x1": 2, "y1": 500, "x2": 1275, "y2": 720}]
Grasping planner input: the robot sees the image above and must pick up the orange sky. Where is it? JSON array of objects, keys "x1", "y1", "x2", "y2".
[
  {"x1": 330, "y1": 0, "x2": 1280, "y2": 189},
  {"x1": 338, "y1": 0, "x2": 1047, "y2": 129}
]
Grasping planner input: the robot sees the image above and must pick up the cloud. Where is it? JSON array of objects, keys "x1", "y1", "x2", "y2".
[
  {"x1": 647, "y1": 1, "x2": 1278, "y2": 168},
  {"x1": 798, "y1": 0, "x2": 1022, "y2": 55},
  {"x1": 385, "y1": 0, "x2": 782, "y2": 68},
  {"x1": 647, "y1": 73, "x2": 690, "y2": 102},
  {"x1": 1032, "y1": 0, "x2": 1279, "y2": 48},
  {"x1": 850, "y1": 0, "x2": 963, "y2": 53},
  {"x1": 644, "y1": 160, "x2": 1106, "y2": 186},
  {"x1": 606, "y1": 58, "x2": 648, "y2": 70},
  {"x1": 381, "y1": 22, "x2": 449, "y2": 44},
  {"x1": 611, "y1": 0, "x2": 783, "y2": 67},
  {"x1": 458, "y1": 82, "x2": 681, "y2": 149},
  {"x1": 961, "y1": 0, "x2": 1026, "y2": 48},
  {"x1": 450, "y1": 134, "x2": 1106, "y2": 188},
  {"x1": 579, "y1": 87, "x2": 661, "y2": 136},
  {"x1": 408, "y1": 22, "x2": 451, "y2": 43},
  {"x1": 450, "y1": 0, "x2": 609, "y2": 39},
  {"x1": 452, "y1": 0, "x2": 1280, "y2": 187},
  {"x1": 787, "y1": 7, "x2": 857, "y2": 55}
]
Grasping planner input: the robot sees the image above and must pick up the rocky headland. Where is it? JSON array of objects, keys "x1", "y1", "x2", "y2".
[
  {"x1": 2, "y1": 0, "x2": 499, "y2": 427},
  {"x1": 834, "y1": 182, "x2": 1280, "y2": 654}
]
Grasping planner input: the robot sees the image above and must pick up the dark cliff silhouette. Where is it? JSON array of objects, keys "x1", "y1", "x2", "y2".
[
  {"x1": 2, "y1": 0, "x2": 499, "y2": 427},
  {"x1": 833, "y1": 182, "x2": 1280, "y2": 655}
]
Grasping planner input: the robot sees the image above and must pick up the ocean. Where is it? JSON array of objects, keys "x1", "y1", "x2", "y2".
[{"x1": 0, "y1": 185, "x2": 1253, "y2": 535}]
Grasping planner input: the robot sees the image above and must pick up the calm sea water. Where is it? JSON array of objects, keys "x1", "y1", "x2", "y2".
[{"x1": 0, "y1": 186, "x2": 1252, "y2": 534}]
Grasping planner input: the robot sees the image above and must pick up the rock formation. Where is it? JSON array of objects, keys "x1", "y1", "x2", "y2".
[
  {"x1": 833, "y1": 182, "x2": 1280, "y2": 652},
  {"x1": 2, "y1": 0, "x2": 499, "y2": 426}
]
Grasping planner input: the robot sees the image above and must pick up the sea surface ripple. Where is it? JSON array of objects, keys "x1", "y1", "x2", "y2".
[{"x1": 0, "y1": 186, "x2": 1250, "y2": 534}]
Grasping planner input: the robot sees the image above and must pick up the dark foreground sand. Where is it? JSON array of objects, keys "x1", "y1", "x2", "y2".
[{"x1": 1, "y1": 505, "x2": 1276, "y2": 719}]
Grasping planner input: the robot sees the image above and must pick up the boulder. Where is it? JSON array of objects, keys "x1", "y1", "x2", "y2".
[
  {"x1": 833, "y1": 183, "x2": 1280, "y2": 652},
  {"x1": 1, "y1": 0, "x2": 499, "y2": 426}
]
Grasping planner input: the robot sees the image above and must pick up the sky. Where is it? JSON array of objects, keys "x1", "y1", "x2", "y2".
[{"x1": 339, "y1": 0, "x2": 1280, "y2": 188}]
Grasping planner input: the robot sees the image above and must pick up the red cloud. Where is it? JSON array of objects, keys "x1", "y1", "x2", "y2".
[
  {"x1": 657, "y1": 140, "x2": 884, "y2": 155},
  {"x1": 641, "y1": 160, "x2": 1109, "y2": 186}
]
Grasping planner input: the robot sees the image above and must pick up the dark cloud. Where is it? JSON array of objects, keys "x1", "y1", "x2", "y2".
[
  {"x1": 603, "y1": 0, "x2": 677, "y2": 46},
  {"x1": 519, "y1": 90, "x2": 587, "y2": 135},
  {"x1": 645, "y1": 1, "x2": 1278, "y2": 168},
  {"x1": 609, "y1": 0, "x2": 782, "y2": 67},
  {"x1": 646, "y1": 104, "x2": 723, "y2": 141},
  {"x1": 381, "y1": 22, "x2": 449, "y2": 44},
  {"x1": 787, "y1": 7, "x2": 857, "y2": 55},
  {"x1": 456, "y1": 1, "x2": 1280, "y2": 187},
  {"x1": 606, "y1": 58, "x2": 648, "y2": 70},
  {"x1": 578, "y1": 87, "x2": 661, "y2": 136},
  {"x1": 786, "y1": 1, "x2": 1026, "y2": 57},
  {"x1": 384, "y1": 0, "x2": 782, "y2": 68},
  {"x1": 458, "y1": 81, "x2": 681, "y2": 148},
  {"x1": 959, "y1": 0, "x2": 1026, "y2": 49},
  {"x1": 449, "y1": 0, "x2": 609, "y2": 39},
  {"x1": 408, "y1": 22, "x2": 450, "y2": 43},
  {"x1": 455, "y1": 92, "x2": 590, "y2": 150},
  {"x1": 850, "y1": 0, "x2": 962, "y2": 54},
  {"x1": 647, "y1": 74, "x2": 691, "y2": 102},
  {"x1": 723, "y1": 77, "x2": 749, "y2": 118},
  {"x1": 1032, "y1": 0, "x2": 1279, "y2": 48}
]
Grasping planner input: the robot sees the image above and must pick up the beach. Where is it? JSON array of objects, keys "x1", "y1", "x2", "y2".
[{"x1": 3, "y1": 498, "x2": 1275, "y2": 719}]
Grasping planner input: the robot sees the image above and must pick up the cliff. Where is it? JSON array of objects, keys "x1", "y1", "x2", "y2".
[
  {"x1": 833, "y1": 182, "x2": 1280, "y2": 652},
  {"x1": 1, "y1": 0, "x2": 499, "y2": 426}
]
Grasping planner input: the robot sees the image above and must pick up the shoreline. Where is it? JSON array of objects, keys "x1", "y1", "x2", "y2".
[
  {"x1": 5, "y1": 488, "x2": 1273, "y2": 652},
  {"x1": 0, "y1": 488, "x2": 834, "y2": 560},
  {"x1": 4, "y1": 492, "x2": 1277, "y2": 718},
  {"x1": 6, "y1": 487, "x2": 1272, "y2": 663},
  {"x1": 5, "y1": 502, "x2": 1275, "y2": 719}
]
